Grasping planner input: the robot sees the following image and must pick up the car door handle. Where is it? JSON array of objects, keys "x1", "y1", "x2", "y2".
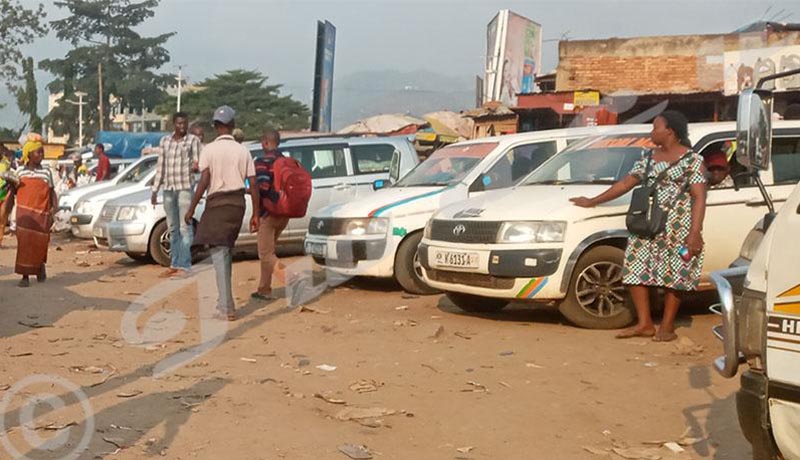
[
  {"x1": 746, "y1": 198, "x2": 768, "y2": 207},
  {"x1": 333, "y1": 183, "x2": 351, "y2": 190}
]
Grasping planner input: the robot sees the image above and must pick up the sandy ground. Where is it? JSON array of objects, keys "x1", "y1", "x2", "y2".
[{"x1": 0, "y1": 234, "x2": 751, "y2": 460}]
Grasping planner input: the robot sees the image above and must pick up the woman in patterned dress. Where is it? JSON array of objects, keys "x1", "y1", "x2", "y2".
[
  {"x1": 570, "y1": 111, "x2": 707, "y2": 342},
  {"x1": 12, "y1": 139, "x2": 57, "y2": 287}
]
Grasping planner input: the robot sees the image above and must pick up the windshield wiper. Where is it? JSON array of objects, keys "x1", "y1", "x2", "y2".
[{"x1": 525, "y1": 179, "x2": 616, "y2": 186}]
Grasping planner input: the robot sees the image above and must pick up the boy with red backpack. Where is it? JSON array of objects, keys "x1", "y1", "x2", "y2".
[{"x1": 251, "y1": 129, "x2": 312, "y2": 300}]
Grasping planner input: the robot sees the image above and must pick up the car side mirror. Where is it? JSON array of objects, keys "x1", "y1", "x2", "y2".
[
  {"x1": 373, "y1": 179, "x2": 387, "y2": 191},
  {"x1": 736, "y1": 88, "x2": 773, "y2": 171}
]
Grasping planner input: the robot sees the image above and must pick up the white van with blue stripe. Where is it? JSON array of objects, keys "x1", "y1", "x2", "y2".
[{"x1": 304, "y1": 125, "x2": 649, "y2": 294}]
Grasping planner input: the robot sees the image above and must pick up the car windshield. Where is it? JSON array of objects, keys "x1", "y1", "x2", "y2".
[
  {"x1": 396, "y1": 142, "x2": 498, "y2": 187},
  {"x1": 522, "y1": 135, "x2": 654, "y2": 185},
  {"x1": 117, "y1": 157, "x2": 157, "y2": 184}
]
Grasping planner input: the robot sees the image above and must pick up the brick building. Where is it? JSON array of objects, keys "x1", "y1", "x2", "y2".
[{"x1": 515, "y1": 23, "x2": 800, "y2": 130}]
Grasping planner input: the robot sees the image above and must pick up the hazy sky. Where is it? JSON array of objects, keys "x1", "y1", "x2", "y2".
[{"x1": 1, "y1": 0, "x2": 798, "y2": 128}]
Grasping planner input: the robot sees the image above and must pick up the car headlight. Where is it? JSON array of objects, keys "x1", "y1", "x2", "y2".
[
  {"x1": 497, "y1": 221, "x2": 566, "y2": 243},
  {"x1": 343, "y1": 218, "x2": 388, "y2": 236},
  {"x1": 117, "y1": 205, "x2": 147, "y2": 221},
  {"x1": 738, "y1": 227, "x2": 764, "y2": 262}
]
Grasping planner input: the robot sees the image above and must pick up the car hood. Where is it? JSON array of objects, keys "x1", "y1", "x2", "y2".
[
  {"x1": 60, "y1": 181, "x2": 115, "y2": 201},
  {"x1": 106, "y1": 188, "x2": 151, "y2": 207},
  {"x1": 315, "y1": 186, "x2": 452, "y2": 218},
  {"x1": 81, "y1": 182, "x2": 147, "y2": 203},
  {"x1": 434, "y1": 185, "x2": 631, "y2": 222}
]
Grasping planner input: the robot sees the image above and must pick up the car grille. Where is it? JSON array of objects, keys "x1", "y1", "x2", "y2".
[
  {"x1": 426, "y1": 269, "x2": 515, "y2": 290},
  {"x1": 98, "y1": 205, "x2": 118, "y2": 223},
  {"x1": 430, "y1": 220, "x2": 503, "y2": 244},
  {"x1": 308, "y1": 217, "x2": 347, "y2": 236}
]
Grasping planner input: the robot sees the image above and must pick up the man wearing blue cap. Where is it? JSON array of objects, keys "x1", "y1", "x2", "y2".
[{"x1": 186, "y1": 105, "x2": 260, "y2": 321}]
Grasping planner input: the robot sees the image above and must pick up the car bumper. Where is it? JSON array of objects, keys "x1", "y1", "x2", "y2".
[
  {"x1": 96, "y1": 221, "x2": 149, "y2": 253},
  {"x1": 304, "y1": 234, "x2": 395, "y2": 278},
  {"x1": 418, "y1": 240, "x2": 564, "y2": 300}
]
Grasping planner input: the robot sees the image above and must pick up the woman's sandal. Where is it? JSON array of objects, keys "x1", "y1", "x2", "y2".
[{"x1": 615, "y1": 327, "x2": 656, "y2": 339}]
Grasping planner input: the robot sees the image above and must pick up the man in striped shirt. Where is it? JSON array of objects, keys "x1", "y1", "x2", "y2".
[{"x1": 151, "y1": 112, "x2": 203, "y2": 277}]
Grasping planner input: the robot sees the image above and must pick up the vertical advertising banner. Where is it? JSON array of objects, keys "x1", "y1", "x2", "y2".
[
  {"x1": 312, "y1": 20, "x2": 336, "y2": 132},
  {"x1": 484, "y1": 10, "x2": 542, "y2": 107}
]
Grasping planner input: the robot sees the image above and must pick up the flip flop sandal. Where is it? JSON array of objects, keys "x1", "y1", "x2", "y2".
[
  {"x1": 653, "y1": 332, "x2": 678, "y2": 342},
  {"x1": 615, "y1": 328, "x2": 656, "y2": 339},
  {"x1": 251, "y1": 292, "x2": 272, "y2": 301}
]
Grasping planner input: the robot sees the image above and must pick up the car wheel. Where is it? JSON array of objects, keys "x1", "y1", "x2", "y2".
[
  {"x1": 446, "y1": 292, "x2": 508, "y2": 313},
  {"x1": 125, "y1": 252, "x2": 152, "y2": 263},
  {"x1": 394, "y1": 232, "x2": 439, "y2": 295},
  {"x1": 149, "y1": 219, "x2": 203, "y2": 268},
  {"x1": 558, "y1": 245, "x2": 635, "y2": 329},
  {"x1": 149, "y1": 220, "x2": 171, "y2": 267}
]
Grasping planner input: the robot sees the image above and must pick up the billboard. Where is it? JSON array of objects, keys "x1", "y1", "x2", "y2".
[
  {"x1": 723, "y1": 45, "x2": 800, "y2": 95},
  {"x1": 484, "y1": 10, "x2": 542, "y2": 106},
  {"x1": 312, "y1": 20, "x2": 336, "y2": 132}
]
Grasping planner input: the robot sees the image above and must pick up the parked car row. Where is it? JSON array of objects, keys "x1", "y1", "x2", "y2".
[{"x1": 69, "y1": 121, "x2": 800, "y2": 331}]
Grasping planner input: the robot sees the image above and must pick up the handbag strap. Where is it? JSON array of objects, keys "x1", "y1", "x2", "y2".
[{"x1": 648, "y1": 150, "x2": 694, "y2": 186}]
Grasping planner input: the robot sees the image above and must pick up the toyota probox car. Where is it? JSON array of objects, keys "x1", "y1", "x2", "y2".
[
  {"x1": 420, "y1": 121, "x2": 800, "y2": 329},
  {"x1": 95, "y1": 136, "x2": 419, "y2": 265},
  {"x1": 304, "y1": 125, "x2": 650, "y2": 294}
]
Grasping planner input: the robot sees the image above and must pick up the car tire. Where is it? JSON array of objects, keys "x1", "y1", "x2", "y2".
[
  {"x1": 149, "y1": 219, "x2": 203, "y2": 268},
  {"x1": 446, "y1": 292, "x2": 508, "y2": 313},
  {"x1": 394, "y1": 232, "x2": 439, "y2": 295},
  {"x1": 125, "y1": 252, "x2": 152, "y2": 263},
  {"x1": 558, "y1": 245, "x2": 635, "y2": 329},
  {"x1": 149, "y1": 220, "x2": 171, "y2": 267}
]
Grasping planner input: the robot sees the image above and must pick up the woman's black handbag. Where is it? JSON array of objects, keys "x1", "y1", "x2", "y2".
[{"x1": 626, "y1": 150, "x2": 692, "y2": 238}]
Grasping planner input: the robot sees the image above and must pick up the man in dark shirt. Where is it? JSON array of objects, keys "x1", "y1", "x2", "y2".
[
  {"x1": 94, "y1": 143, "x2": 111, "y2": 181},
  {"x1": 252, "y1": 129, "x2": 288, "y2": 300}
]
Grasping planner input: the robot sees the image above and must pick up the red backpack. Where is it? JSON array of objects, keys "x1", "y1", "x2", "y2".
[{"x1": 263, "y1": 157, "x2": 312, "y2": 218}]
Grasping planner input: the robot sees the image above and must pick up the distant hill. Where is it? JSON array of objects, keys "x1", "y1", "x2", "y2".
[{"x1": 330, "y1": 69, "x2": 477, "y2": 130}]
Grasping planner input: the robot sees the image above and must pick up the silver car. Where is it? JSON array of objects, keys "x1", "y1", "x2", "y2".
[
  {"x1": 95, "y1": 136, "x2": 420, "y2": 266},
  {"x1": 69, "y1": 155, "x2": 159, "y2": 238}
]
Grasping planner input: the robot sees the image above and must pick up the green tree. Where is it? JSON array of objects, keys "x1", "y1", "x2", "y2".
[
  {"x1": 157, "y1": 70, "x2": 310, "y2": 139},
  {"x1": 0, "y1": 0, "x2": 46, "y2": 94},
  {"x1": 13, "y1": 57, "x2": 42, "y2": 132},
  {"x1": 40, "y1": 0, "x2": 174, "y2": 143}
]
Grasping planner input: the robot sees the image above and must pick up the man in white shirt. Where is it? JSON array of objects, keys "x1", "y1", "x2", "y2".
[{"x1": 186, "y1": 106, "x2": 260, "y2": 320}]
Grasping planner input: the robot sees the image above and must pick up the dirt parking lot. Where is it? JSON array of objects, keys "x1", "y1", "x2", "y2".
[{"x1": 0, "y1": 235, "x2": 750, "y2": 460}]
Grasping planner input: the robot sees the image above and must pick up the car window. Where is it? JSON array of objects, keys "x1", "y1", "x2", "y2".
[
  {"x1": 118, "y1": 157, "x2": 157, "y2": 184},
  {"x1": 697, "y1": 139, "x2": 751, "y2": 189},
  {"x1": 396, "y1": 142, "x2": 498, "y2": 187},
  {"x1": 480, "y1": 141, "x2": 558, "y2": 191},
  {"x1": 282, "y1": 144, "x2": 348, "y2": 179},
  {"x1": 351, "y1": 144, "x2": 396, "y2": 175},
  {"x1": 524, "y1": 135, "x2": 652, "y2": 185},
  {"x1": 770, "y1": 136, "x2": 800, "y2": 184}
]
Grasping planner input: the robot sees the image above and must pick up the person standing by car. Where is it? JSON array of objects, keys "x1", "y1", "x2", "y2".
[
  {"x1": 151, "y1": 112, "x2": 203, "y2": 278},
  {"x1": 94, "y1": 143, "x2": 111, "y2": 181},
  {"x1": 186, "y1": 106, "x2": 260, "y2": 321},
  {"x1": 570, "y1": 111, "x2": 707, "y2": 342},
  {"x1": 0, "y1": 145, "x2": 16, "y2": 248},
  {"x1": 251, "y1": 129, "x2": 289, "y2": 300}
]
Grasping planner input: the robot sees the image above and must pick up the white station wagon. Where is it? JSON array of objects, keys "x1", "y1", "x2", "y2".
[{"x1": 420, "y1": 121, "x2": 800, "y2": 329}]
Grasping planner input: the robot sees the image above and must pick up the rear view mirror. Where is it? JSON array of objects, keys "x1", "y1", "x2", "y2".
[
  {"x1": 736, "y1": 88, "x2": 773, "y2": 171},
  {"x1": 372, "y1": 179, "x2": 387, "y2": 191}
]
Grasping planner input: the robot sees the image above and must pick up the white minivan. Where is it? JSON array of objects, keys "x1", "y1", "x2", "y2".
[
  {"x1": 420, "y1": 120, "x2": 800, "y2": 329},
  {"x1": 304, "y1": 125, "x2": 650, "y2": 294}
]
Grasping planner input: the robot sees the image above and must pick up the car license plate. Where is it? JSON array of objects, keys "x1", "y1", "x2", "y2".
[
  {"x1": 432, "y1": 249, "x2": 479, "y2": 269},
  {"x1": 305, "y1": 242, "x2": 327, "y2": 258}
]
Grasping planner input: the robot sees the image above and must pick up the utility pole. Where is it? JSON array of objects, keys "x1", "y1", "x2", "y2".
[
  {"x1": 176, "y1": 65, "x2": 185, "y2": 112},
  {"x1": 66, "y1": 91, "x2": 88, "y2": 148},
  {"x1": 98, "y1": 63, "x2": 105, "y2": 131}
]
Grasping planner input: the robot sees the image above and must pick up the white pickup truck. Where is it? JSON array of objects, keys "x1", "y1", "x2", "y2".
[{"x1": 710, "y1": 70, "x2": 800, "y2": 460}]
